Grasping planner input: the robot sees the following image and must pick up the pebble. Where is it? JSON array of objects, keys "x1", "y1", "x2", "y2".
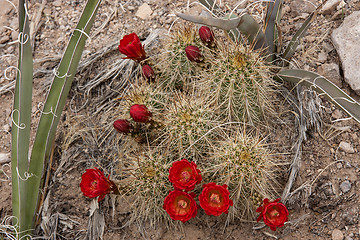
[
  {"x1": 340, "y1": 180, "x2": 351, "y2": 193},
  {"x1": 332, "y1": 229, "x2": 344, "y2": 240},
  {"x1": 318, "y1": 63, "x2": 342, "y2": 87},
  {"x1": 0, "y1": 152, "x2": 10, "y2": 163},
  {"x1": 345, "y1": 237, "x2": 353, "y2": 240},
  {"x1": 0, "y1": 35, "x2": 10, "y2": 44},
  {"x1": 321, "y1": 0, "x2": 341, "y2": 15},
  {"x1": 341, "y1": 207, "x2": 358, "y2": 225},
  {"x1": 317, "y1": 51, "x2": 327, "y2": 63},
  {"x1": 135, "y1": 3, "x2": 153, "y2": 20},
  {"x1": 339, "y1": 141, "x2": 355, "y2": 153},
  {"x1": 52, "y1": 0, "x2": 62, "y2": 7}
]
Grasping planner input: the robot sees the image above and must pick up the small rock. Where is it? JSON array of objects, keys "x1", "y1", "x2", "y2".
[
  {"x1": 345, "y1": 237, "x2": 353, "y2": 240},
  {"x1": 0, "y1": 152, "x2": 10, "y2": 163},
  {"x1": 340, "y1": 180, "x2": 351, "y2": 193},
  {"x1": 341, "y1": 207, "x2": 358, "y2": 225},
  {"x1": 290, "y1": 0, "x2": 317, "y2": 15},
  {"x1": 52, "y1": 0, "x2": 62, "y2": 7},
  {"x1": 332, "y1": 229, "x2": 344, "y2": 240},
  {"x1": 336, "y1": 162, "x2": 343, "y2": 168},
  {"x1": 0, "y1": 34, "x2": 10, "y2": 44},
  {"x1": 135, "y1": 3, "x2": 152, "y2": 20},
  {"x1": 332, "y1": 11, "x2": 360, "y2": 95},
  {"x1": 127, "y1": 5, "x2": 135, "y2": 11},
  {"x1": 317, "y1": 51, "x2": 327, "y2": 62},
  {"x1": 332, "y1": 109, "x2": 343, "y2": 119},
  {"x1": 2, "y1": 124, "x2": 10, "y2": 132},
  {"x1": 317, "y1": 63, "x2": 341, "y2": 87},
  {"x1": 339, "y1": 141, "x2": 355, "y2": 153},
  {"x1": 321, "y1": 0, "x2": 341, "y2": 15}
]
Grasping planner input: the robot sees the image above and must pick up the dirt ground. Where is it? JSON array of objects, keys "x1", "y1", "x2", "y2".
[{"x1": 1, "y1": 0, "x2": 360, "y2": 239}]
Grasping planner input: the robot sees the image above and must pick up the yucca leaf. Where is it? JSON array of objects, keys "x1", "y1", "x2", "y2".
[
  {"x1": 191, "y1": 1, "x2": 267, "y2": 49},
  {"x1": 274, "y1": 69, "x2": 360, "y2": 123},
  {"x1": 11, "y1": 0, "x2": 33, "y2": 237},
  {"x1": 264, "y1": 0, "x2": 283, "y2": 59},
  {"x1": 11, "y1": 0, "x2": 102, "y2": 237}
]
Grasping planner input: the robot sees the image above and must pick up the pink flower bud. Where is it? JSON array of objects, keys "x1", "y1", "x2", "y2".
[
  {"x1": 199, "y1": 26, "x2": 215, "y2": 47},
  {"x1": 113, "y1": 119, "x2": 132, "y2": 133},
  {"x1": 142, "y1": 65, "x2": 155, "y2": 81},
  {"x1": 185, "y1": 45, "x2": 203, "y2": 63},
  {"x1": 130, "y1": 104, "x2": 152, "y2": 123}
]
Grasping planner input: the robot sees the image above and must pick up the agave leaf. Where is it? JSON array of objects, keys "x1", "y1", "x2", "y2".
[
  {"x1": 230, "y1": 13, "x2": 267, "y2": 50},
  {"x1": 281, "y1": 0, "x2": 329, "y2": 63},
  {"x1": 264, "y1": 0, "x2": 283, "y2": 58},
  {"x1": 15, "y1": 0, "x2": 102, "y2": 236},
  {"x1": 11, "y1": 0, "x2": 33, "y2": 236},
  {"x1": 199, "y1": 0, "x2": 223, "y2": 16},
  {"x1": 274, "y1": 69, "x2": 360, "y2": 123}
]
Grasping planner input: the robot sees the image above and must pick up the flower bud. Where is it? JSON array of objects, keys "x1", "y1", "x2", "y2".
[
  {"x1": 185, "y1": 45, "x2": 203, "y2": 62},
  {"x1": 113, "y1": 119, "x2": 132, "y2": 133},
  {"x1": 142, "y1": 65, "x2": 155, "y2": 81},
  {"x1": 130, "y1": 104, "x2": 152, "y2": 123},
  {"x1": 199, "y1": 26, "x2": 215, "y2": 47}
]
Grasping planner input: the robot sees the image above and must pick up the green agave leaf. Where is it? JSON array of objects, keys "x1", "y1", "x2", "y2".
[
  {"x1": 12, "y1": 0, "x2": 102, "y2": 237},
  {"x1": 281, "y1": 12, "x2": 316, "y2": 63},
  {"x1": 198, "y1": 0, "x2": 267, "y2": 49},
  {"x1": 264, "y1": 0, "x2": 283, "y2": 59},
  {"x1": 274, "y1": 69, "x2": 360, "y2": 123},
  {"x1": 11, "y1": 0, "x2": 33, "y2": 236},
  {"x1": 199, "y1": 0, "x2": 223, "y2": 16}
]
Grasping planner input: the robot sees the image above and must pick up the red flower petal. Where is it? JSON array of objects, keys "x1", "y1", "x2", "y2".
[
  {"x1": 168, "y1": 159, "x2": 202, "y2": 192},
  {"x1": 199, "y1": 182, "x2": 233, "y2": 216},
  {"x1": 118, "y1": 33, "x2": 147, "y2": 62},
  {"x1": 163, "y1": 190, "x2": 198, "y2": 222},
  {"x1": 80, "y1": 168, "x2": 118, "y2": 201},
  {"x1": 256, "y1": 198, "x2": 289, "y2": 231}
]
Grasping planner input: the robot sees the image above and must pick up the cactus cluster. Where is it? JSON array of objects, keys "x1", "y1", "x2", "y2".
[{"x1": 109, "y1": 25, "x2": 286, "y2": 225}]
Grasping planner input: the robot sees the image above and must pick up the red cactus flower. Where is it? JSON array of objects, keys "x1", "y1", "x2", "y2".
[
  {"x1": 163, "y1": 190, "x2": 198, "y2": 222},
  {"x1": 80, "y1": 168, "x2": 119, "y2": 202},
  {"x1": 168, "y1": 159, "x2": 202, "y2": 192},
  {"x1": 113, "y1": 119, "x2": 132, "y2": 134},
  {"x1": 142, "y1": 65, "x2": 155, "y2": 81},
  {"x1": 118, "y1": 33, "x2": 147, "y2": 62},
  {"x1": 199, "y1": 182, "x2": 233, "y2": 216},
  {"x1": 199, "y1": 26, "x2": 215, "y2": 47},
  {"x1": 129, "y1": 104, "x2": 152, "y2": 123},
  {"x1": 185, "y1": 45, "x2": 203, "y2": 62},
  {"x1": 256, "y1": 198, "x2": 289, "y2": 231}
]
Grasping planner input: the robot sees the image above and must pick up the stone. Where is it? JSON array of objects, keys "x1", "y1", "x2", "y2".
[
  {"x1": 290, "y1": 0, "x2": 317, "y2": 15},
  {"x1": 52, "y1": 0, "x2": 62, "y2": 7},
  {"x1": 320, "y1": 0, "x2": 341, "y2": 15},
  {"x1": 0, "y1": 35, "x2": 10, "y2": 44},
  {"x1": 341, "y1": 207, "x2": 358, "y2": 225},
  {"x1": 332, "y1": 109, "x2": 343, "y2": 119},
  {"x1": 332, "y1": 229, "x2": 344, "y2": 240},
  {"x1": 317, "y1": 51, "x2": 327, "y2": 63},
  {"x1": 339, "y1": 141, "x2": 355, "y2": 153},
  {"x1": 135, "y1": 3, "x2": 153, "y2": 20},
  {"x1": 331, "y1": 11, "x2": 360, "y2": 95},
  {"x1": 339, "y1": 180, "x2": 351, "y2": 193},
  {"x1": 0, "y1": 152, "x2": 10, "y2": 164},
  {"x1": 318, "y1": 63, "x2": 342, "y2": 87}
]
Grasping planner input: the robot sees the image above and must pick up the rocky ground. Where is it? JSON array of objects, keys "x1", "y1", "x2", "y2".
[{"x1": 1, "y1": 0, "x2": 360, "y2": 239}]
